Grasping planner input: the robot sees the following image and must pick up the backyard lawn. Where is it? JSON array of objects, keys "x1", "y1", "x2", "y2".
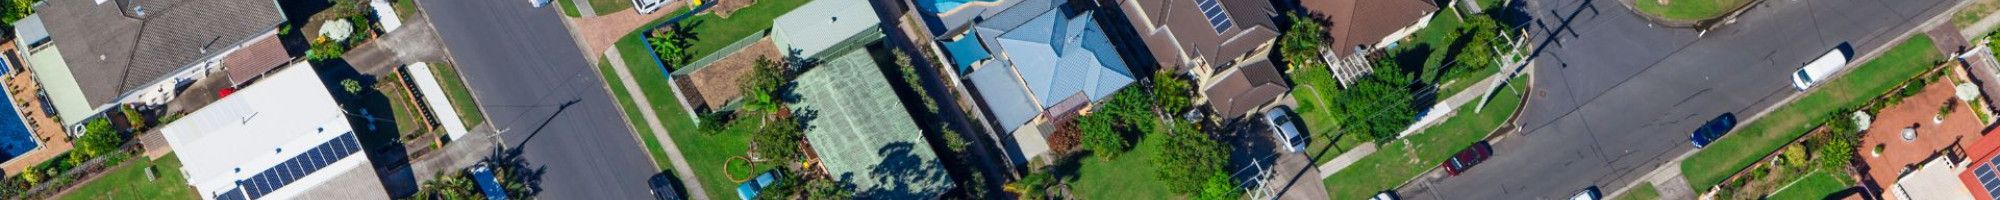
[
  {"x1": 606, "y1": 36, "x2": 770, "y2": 198},
  {"x1": 1612, "y1": 183, "x2": 1661, "y2": 200},
  {"x1": 1070, "y1": 130, "x2": 1175, "y2": 200},
  {"x1": 1634, "y1": 0, "x2": 1752, "y2": 21},
  {"x1": 1764, "y1": 170, "x2": 1854, "y2": 200},
  {"x1": 1679, "y1": 35, "x2": 1939, "y2": 190},
  {"x1": 1323, "y1": 75, "x2": 1528, "y2": 199},
  {"x1": 427, "y1": 62, "x2": 487, "y2": 127},
  {"x1": 57, "y1": 154, "x2": 196, "y2": 200}
]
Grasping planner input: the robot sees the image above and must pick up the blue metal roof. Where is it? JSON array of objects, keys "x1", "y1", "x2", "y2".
[
  {"x1": 982, "y1": 9, "x2": 1134, "y2": 108},
  {"x1": 965, "y1": 63, "x2": 1038, "y2": 132}
]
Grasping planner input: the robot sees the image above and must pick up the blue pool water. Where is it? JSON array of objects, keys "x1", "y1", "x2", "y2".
[
  {"x1": 0, "y1": 81, "x2": 38, "y2": 162},
  {"x1": 918, "y1": 0, "x2": 996, "y2": 14}
]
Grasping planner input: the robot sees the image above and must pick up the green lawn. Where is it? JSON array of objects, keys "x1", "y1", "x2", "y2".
[
  {"x1": 608, "y1": 35, "x2": 769, "y2": 198},
  {"x1": 1679, "y1": 35, "x2": 1939, "y2": 190},
  {"x1": 427, "y1": 62, "x2": 487, "y2": 127},
  {"x1": 558, "y1": 0, "x2": 583, "y2": 17},
  {"x1": 393, "y1": 0, "x2": 419, "y2": 19},
  {"x1": 589, "y1": 0, "x2": 632, "y2": 15},
  {"x1": 1323, "y1": 75, "x2": 1529, "y2": 199},
  {"x1": 1634, "y1": 0, "x2": 1752, "y2": 21},
  {"x1": 1071, "y1": 131, "x2": 1175, "y2": 200},
  {"x1": 57, "y1": 154, "x2": 196, "y2": 200},
  {"x1": 636, "y1": 0, "x2": 808, "y2": 72},
  {"x1": 1955, "y1": 0, "x2": 2000, "y2": 29},
  {"x1": 379, "y1": 72, "x2": 427, "y2": 135},
  {"x1": 1613, "y1": 183, "x2": 1662, "y2": 200},
  {"x1": 597, "y1": 56, "x2": 673, "y2": 170},
  {"x1": 1764, "y1": 170, "x2": 1854, "y2": 200}
]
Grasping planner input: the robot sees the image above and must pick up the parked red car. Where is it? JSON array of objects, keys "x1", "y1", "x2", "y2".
[{"x1": 1442, "y1": 141, "x2": 1494, "y2": 176}]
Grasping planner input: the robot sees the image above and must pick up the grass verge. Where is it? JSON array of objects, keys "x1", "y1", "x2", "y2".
[
  {"x1": 608, "y1": 36, "x2": 769, "y2": 198},
  {"x1": 558, "y1": 0, "x2": 583, "y2": 17},
  {"x1": 57, "y1": 154, "x2": 196, "y2": 200},
  {"x1": 590, "y1": 0, "x2": 632, "y2": 15},
  {"x1": 1634, "y1": 0, "x2": 1753, "y2": 21},
  {"x1": 1679, "y1": 35, "x2": 1939, "y2": 190},
  {"x1": 597, "y1": 56, "x2": 674, "y2": 170},
  {"x1": 1323, "y1": 75, "x2": 1529, "y2": 199},
  {"x1": 1613, "y1": 183, "x2": 1662, "y2": 200},
  {"x1": 1956, "y1": 0, "x2": 2000, "y2": 29},
  {"x1": 427, "y1": 62, "x2": 487, "y2": 127}
]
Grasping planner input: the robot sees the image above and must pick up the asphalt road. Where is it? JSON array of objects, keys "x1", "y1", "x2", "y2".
[
  {"x1": 417, "y1": 1, "x2": 660, "y2": 199},
  {"x1": 1396, "y1": 0, "x2": 1958, "y2": 198}
]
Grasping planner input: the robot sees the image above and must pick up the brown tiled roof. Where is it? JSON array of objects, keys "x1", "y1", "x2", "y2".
[
  {"x1": 1204, "y1": 59, "x2": 1289, "y2": 120},
  {"x1": 223, "y1": 34, "x2": 287, "y2": 86},
  {"x1": 38, "y1": 0, "x2": 284, "y2": 105},
  {"x1": 1304, "y1": 0, "x2": 1438, "y2": 56},
  {"x1": 1120, "y1": 0, "x2": 1280, "y2": 71}
]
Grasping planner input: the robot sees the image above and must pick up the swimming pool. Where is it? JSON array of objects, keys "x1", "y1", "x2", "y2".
[
  {"x1": 0, "y1": 78, "x2": 39, "y2": 162},
  {"x1": 918, "y1": 0, "x2": 996, "y2": 14}
]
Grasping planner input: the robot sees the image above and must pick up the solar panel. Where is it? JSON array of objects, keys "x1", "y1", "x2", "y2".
[
  {"x1": 234, "y1": 132, "x2": 366, "y2": 199},
  {"x1": 1193, "y1": 0, "x2": 1233, "y2": 33}
]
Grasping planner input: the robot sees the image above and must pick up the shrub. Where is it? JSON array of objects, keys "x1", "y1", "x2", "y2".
[
  {"x1": 1078, "y1": 115, "x2": 1127, "y2": 160},
  {"x1": 1153, "y1": 121, "x2": 1230, "y2": 195},
  {"x1": 1781, "y1": 143, "x2": 1807, "y2": 169},
  {"x1": 750, "y1": 115, "x2": 804, "y2": 162},
  {"x1": 1194, "y1": 172, "x2": 1241, "y2": 200}
]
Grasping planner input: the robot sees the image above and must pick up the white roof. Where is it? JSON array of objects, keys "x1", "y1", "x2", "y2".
[
  {"x1": 403, "y1": 63, "x2": 467, "y2": 139},
  {"x1": 24, "y1": 47, "x2": 93, "y2": 125},
  {"x1": 1892, "y1": 157, "x2": 1975, "y2": 200},
  {"x1": 771, "y1": 0, "x2": 880, "y2": 58},
  {"x1": 159, "y1": 63, "x2": 366, "y2": 199}
]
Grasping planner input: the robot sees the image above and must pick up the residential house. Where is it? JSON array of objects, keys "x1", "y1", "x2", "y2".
[
  {"x1": 1114, "y1": 0, "x2": 1290, "y2": 122},
  {"x1": 1302, "y1": 0, "x2": 1439, "y2": 86},
  {"x1": 160, "y1": 63, "x2": 389, "y2": 200},
  {"x1": 774, "y1": 0, "x2": 955, "y2": 197},
  {"x1": 26, "y1": 0, "x2": 285, "y2": 132},
  {"x1": 955, "y1": 0, "x2": 1136, "y2": 165}
]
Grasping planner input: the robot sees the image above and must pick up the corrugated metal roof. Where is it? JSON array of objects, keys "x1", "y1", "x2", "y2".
[
  {"x1": 966, "y1": 63, "x2": 1036, "y2": 132},
  {"x1": 981, "y1": 8, "x2": 1133, "y2": 108},
  {"x1": 13, "y1": 13, "x2": 48, "y2": 47},
  {"x1": 772, "y1": 0, "x2": 880, "y2": 59},
  {"x1": 790, "y1": 50, "x2": 953, "y2": 199}
]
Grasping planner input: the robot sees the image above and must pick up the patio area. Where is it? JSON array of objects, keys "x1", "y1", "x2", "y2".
[{"x1": 1857, "y1": 72, "x2": 1987, "y2": 193}]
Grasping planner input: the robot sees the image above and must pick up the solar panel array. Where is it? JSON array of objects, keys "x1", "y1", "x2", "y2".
[
  {"x1": 1981, "y1": 157, "x2": 2000, "y2": 198},
  {"x1": 218, "y1": 132, "x2": 362, "y2": 200},
  {"x1": 1195, "y1": 0, "x2": 1234, "y2": 33}
]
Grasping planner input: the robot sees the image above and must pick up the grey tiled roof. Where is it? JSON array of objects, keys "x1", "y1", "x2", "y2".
[{"x1": 38, "y1": 0, "x2": 282, "y2": 105}]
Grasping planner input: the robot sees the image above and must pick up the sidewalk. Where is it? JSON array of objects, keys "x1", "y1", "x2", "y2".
[
  {"x1": 602, "y1": 48, "x2": 710, "y2": 200},
  {"x1": 1962, "y1": 8, "x2": 2000, "y2": 39}
]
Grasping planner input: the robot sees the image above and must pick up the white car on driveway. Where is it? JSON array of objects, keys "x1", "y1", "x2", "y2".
[
  {"x1": 1266, "y1": 107, "x2": 1306, "y2": 153},
  {"x1": 634, "y1": 0, "x2": 668, "y2": 14}
]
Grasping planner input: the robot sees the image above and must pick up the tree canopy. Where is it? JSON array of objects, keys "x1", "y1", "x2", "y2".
[
  {"x1": 1280, "y1": 12, "x2": 1326, "y2": 71},
  {"x1": 1331, "y1": 56, "x2": 1419, "y2": 143},
  {"x1": 1152, "y1": 121, "x2": 1230, "y2": 195}
]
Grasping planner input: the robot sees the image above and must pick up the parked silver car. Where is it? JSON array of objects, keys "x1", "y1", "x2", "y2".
[{"x1": 1267, "y1": 106, "x2": 1306, "y2": 153}]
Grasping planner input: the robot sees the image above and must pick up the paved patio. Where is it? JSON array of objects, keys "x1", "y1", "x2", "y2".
[{"x1": 1857, "y1": 73, "x2": 1986, "y2": 194}]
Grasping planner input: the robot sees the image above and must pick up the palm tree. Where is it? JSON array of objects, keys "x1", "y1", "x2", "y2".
[
  {"x1": 414, "y1": 172, "x2": 478, "y2": 200},
  {"x1": 1281, "y1": 12, "x2": 1327, "y2": 71}
]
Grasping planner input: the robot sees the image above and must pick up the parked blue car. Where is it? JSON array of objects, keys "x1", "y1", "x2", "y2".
[{"x1": 1689, "y1": 113, "x2": 1739, "y2": 148}]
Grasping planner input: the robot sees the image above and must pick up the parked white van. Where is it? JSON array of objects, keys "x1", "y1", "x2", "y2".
[{"x1": 1791, "y1": 48, "x2": 1851, "y2": 91}]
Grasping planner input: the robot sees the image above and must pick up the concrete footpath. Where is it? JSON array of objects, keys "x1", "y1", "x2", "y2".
[
  {"x1": 1315, "y1": 62, "x2": 1525, "y2": 178},
  {"x1": 601, "y1": 48, "x2": 710, "y2": 200}
]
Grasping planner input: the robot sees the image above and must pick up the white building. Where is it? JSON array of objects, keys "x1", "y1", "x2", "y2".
[{"x1": 160, "y1": 62, "x2": 389, "y2": 200}]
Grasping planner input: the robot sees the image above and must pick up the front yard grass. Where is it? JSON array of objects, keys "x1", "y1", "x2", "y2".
[
  {"x1": 1634, "y1": 0, "x2": 1753, "y2": 21},
  {"x1": 607, "y1": 35, "x2": 769, "y2": 198},
  {"x1": 1764, "y1": 170, "x2": 1854, "y2": 200},
  {"x1": 1679, "y1": 35, "x2": 1939, "y2": 190},
  {"x1": 1070, "y1": 129, "x2": 1174, "y2": 200},
  {"x1": 638, "y1": 0, "x2": 807, "y2": 70},
  {"x1": 57, "y1": 154, "x2": 196, "y2": 200},
  {"x1": 1323, "y1": 75, "x2": 1528, "y2": 199},
  {"x1": 558, "y1": 0, "x2": 584, "y2": 17},
  {"x1": 427, "y1": 62, "x2": 487, "y2": 127},
  {"x1": 1613, "y1": 183, "x2": 1662, "y2": 200}
]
